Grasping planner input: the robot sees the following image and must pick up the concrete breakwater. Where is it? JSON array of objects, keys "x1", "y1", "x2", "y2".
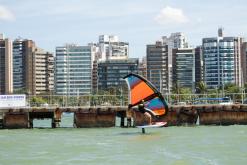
[{"x1": 0, "y1": 104, "x2": 247, "y2": 129}]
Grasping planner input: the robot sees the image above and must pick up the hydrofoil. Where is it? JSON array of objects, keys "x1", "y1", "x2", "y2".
[{"x1": 136, "y1": 122, "x2": 167, "y2": 134}]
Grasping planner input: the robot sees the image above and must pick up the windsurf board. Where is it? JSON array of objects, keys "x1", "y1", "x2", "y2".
[{"x1": 136, "y1": 122, "x2": 167, "y2": 128}]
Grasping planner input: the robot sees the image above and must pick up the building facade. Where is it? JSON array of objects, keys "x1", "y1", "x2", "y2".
[
  {"x1": 162, "y1": 32, "x2": 188, "y2": 49},
  {"x1": 55, "y1": 45, "x2": 93, "y2": 95},
  {"x1": 163, "y1": 33, "x2": 189, "y2": 89},
  {"x1": 146, "y1": 33, "x2": 189, "y2": 95},
  {"x1": 241, "y1": 42, "x2": 247, "y2": 83},
  {"x1": 98, "y1": 35, "x2": 129, "y2": 61},
  {"x1": 0, "y1": 35, "x2": 13, "y2": 94},
  {"x1": 33, "y1": 47, "x2": 54, "y2": 95},
  {"x1": 202, "y1": 29, "x2": 244, "y2": 89},
  {"x1": 97, "y1": 58, "x2": 139, "y2": 91},
  {"x1": 91, "y1": 35, "x2": 129, "y2": 93},
  {"x1": 13, "y1": 38, "x2": 25, "y2": 90},
  {"x1": 195, "y1": 46, "x2": 203, "y2": 84},
  {"x1": 138, "y1": 57, "x2": 147, "y2": 78},
  {"x1": 12, "y1": 39, "x2": 54, "y2": 95},
  {"x1": 146, "y1": 41, "x2": 169, "y2": 94},
  {"x1": 13, "y1": 39, "x2": 36, "y2": 93},
  {"x1": 172, "y1": 48, "x2": 195, "y2": 91}
]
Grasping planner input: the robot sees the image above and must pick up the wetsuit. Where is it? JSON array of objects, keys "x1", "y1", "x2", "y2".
[
  {"x1": 138, "y1": 104, "x2": 146, "y2": 113},
  {"x1": 138, "y1": 103, "x2": 157, "y2": 118}
]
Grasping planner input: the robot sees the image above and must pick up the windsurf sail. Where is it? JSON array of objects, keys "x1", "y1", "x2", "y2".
[{"x1": 123, "y1": 73, "x2": 168, "y2": 116}]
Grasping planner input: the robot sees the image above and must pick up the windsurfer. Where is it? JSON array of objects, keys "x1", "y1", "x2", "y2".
[
  {"x1": 124, "y1": 73, "x2": 168, "y2": 127},
  {"x1": 138, "y1": 101, "x2": 152, "y2": 125}
]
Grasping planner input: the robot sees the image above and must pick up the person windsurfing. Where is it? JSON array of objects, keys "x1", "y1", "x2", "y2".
[
  {"x1": 124, "y1": 73, "x2": 169, "y2": 126},
  {"x1": 138, "y1": 100, "x2": 152, "y2": 125}
]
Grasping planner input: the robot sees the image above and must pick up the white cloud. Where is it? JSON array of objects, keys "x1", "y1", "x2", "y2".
[
  {"x1": 0, "y1": 5, "x2": 15, "y2": 21},
  {"x1": 154, "y1": 6, "x2": 189, "y2": 25}
]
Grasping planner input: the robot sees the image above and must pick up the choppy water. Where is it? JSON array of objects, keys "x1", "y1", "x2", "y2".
[{"x1": 0, "y1": 114, "x2": 247, "y2": 165}]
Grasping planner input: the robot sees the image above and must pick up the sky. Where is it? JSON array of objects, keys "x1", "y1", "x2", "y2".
[{"x1": 0, "y1": 0, "x2": 247, "y2": 58}]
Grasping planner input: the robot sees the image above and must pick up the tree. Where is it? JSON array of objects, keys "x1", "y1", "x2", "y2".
[
  {"x1": 244, "y1": 83, "x2": 247, "y2": 93},
  {"x1": 171, "y1": 81, "x2": 182, "y2": 102},
  {"x1": 224, "y1": 83, "x2": 240, "y2": 93},
  {"x1": 172, "y1": 81, "x2": 181, "y2": 95},
  {"x1": 224, "y1": 83, "x2": 241, "y2": 100},
  {"x1": 196, "y1": 81, "x2": 207, "y2": 95},
  {"x1": 180, "y1": 87, "x2": 192, "y2": 94},
  {"x1": 30, "y1": 96, "x2": 47, "y2": 107}
]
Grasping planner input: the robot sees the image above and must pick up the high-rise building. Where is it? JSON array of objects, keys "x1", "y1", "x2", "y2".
[
  {"x1": 13, "y1": 39, "x2": 54, "y2": 95},
  {"x1": 242, "y1": 42, "x2": 247, "y2": 83},
  {"x1": 202, "y1": 28, "x2": 244, "y2": 89},
  {"x1": 146, "y1": 33, "x2": 189, "y2": 95},
  {"x1": 23, "y1": 40, "x2": 36, "y2": 95},
  {"x1": 13, "y1": 39, "x2": 36, "y2": 93},
  {"x1": 0, "y1": 35, "x2": 13, "y2": 94},
  {"x1": 98, "y1": 35, "x2": 129, "y2": 60},
  {"x1": 55, "y1": 44, "x2": 93, "y2": 95},
  {"x1": 13, "y1": 38, "x2": 26, "y2": 90},
  {"x1": 164, "y1": 33, "x2": 189, "y2": 92},
  {"x1": 138, "y1": 57, "x2": 147, "y2": 78},
  {"x1": 97, "y1": 58, "x2": 139, "y2": 91},
  {"x1": 146, "y1": 41, "x2": 168, "y2": 94},
  {"x1": 90, "y1": 35, "x2": 129, "y2": 93},
  {"x1": 162, "y1": 32, "x2": 188, "y2": 49},
  {"x1": 195, "y1": 46, "x2": 203, "y2": 84},
  {"x1": 88, "y1": 43, "x2": 99, "y2": 94},
  {"x1": 33, "y1": 47, "x2": 54, "y2": 95},
  {"x1": 172, "y1": 48, "x2": 195, "y2": 91}
]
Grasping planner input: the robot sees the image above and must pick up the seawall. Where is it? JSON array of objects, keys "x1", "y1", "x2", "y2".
[{"x1": 0, "y1": 104, "x2": 247, "y2": 128}]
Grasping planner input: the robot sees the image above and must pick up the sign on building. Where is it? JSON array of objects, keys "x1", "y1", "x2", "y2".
[{"x1": 0, "y1": 95, "x2": 26, "y2": 108}]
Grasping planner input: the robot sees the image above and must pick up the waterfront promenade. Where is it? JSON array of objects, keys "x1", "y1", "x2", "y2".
[{"x1": 1, "y1": 104, "x2": 247, "y2": 129}]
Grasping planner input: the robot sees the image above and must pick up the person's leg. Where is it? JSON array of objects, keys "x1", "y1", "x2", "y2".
[{"x1": 144, "y1": 112, "x2": 152, "y2": 125}]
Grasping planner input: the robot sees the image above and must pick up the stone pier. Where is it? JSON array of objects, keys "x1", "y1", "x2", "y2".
[
  {"x1": 196, "y1": 104, "x2": 247, "y2": 125},
  {"x1": 0, "y1": 104, "x2": 247, "y2": 129},
  {"x1": 3, "y1": 111, "x2": 29, "y2": 129},
  {"x1": 74, "y1": 107, "x2": 116, "y2": 127}
]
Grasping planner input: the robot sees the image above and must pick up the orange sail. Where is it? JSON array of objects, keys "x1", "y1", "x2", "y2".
[{"x1": 123, "y1": 73, "x2": 168, "y2": 116}]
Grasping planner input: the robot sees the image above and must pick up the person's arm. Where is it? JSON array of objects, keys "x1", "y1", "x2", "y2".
[{"x1": 144, "y1": 107, "x2": 157, "y2": 117}]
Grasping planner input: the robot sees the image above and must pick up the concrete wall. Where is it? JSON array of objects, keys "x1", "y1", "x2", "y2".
[
  {"x1": 197, "y1": 105, "x2": 222, "y2": 125},
  {"x1": 197, "y1": 105, "x2": 247, "y2": 125},
  {"x1": 132, "y1": 106, "x2": 198, "y2": 126},
  {"x1": 0, "y1": 105, "x2": 247, "y2": 129},
  {"x1": 3, "y1": 112, "x2": 29, "y2": 129},
  {"x1": 159, "y1": 109, "x2": 177, "y2": 126},
  {"x1": 74, "y1": 108, "x2": 116, "y2": 127},
  {"x1": 152, "y1": 106, "x2": 198, "y2": 126}
]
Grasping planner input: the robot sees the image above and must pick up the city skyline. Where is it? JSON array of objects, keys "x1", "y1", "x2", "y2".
[{"x1": 0, "y1": 0, "x2": 247, "y2": 58}]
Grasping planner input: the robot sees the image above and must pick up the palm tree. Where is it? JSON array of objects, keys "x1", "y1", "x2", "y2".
[
  {"x1": 172, "y1": 81, "x2": 181, "y2": 102},
  {"x1": 172, "y1": 81, "x2": 180, "y2": 94},
  {"x1": 196, "y1": 81, "x2": 207, "y2": 95},
  {"x1": 224, "y1": 83, "x2": 241, "y2": 101}
]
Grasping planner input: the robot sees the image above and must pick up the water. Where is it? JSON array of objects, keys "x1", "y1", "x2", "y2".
[{"x1": 0, "y1": 115, "x2": 247, "y2": 165}]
